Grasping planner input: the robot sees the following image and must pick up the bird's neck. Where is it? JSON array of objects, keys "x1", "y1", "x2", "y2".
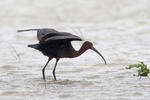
[{"x1": 73, "y1": 44, "x2": 88, "y2": 57}]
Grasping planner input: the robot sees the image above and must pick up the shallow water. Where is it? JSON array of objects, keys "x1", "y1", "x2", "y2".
[{"x1": 0, "y1": 0, "x2": 150, "y2": 100}]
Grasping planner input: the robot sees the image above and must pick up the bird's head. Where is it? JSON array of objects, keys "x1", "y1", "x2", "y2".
[
  {"x1": 83, "y1": 41, "x2": 93, "y2": 49},
  {"x1": 83, "y1": 41, "x2": 107, "y2": 64}
]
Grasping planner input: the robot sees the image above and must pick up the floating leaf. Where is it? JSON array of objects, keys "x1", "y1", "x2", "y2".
[{"x1": 126, "y1": 62, "x2": 150, "y2": 77}]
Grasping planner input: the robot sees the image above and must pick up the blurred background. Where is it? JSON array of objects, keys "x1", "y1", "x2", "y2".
[{"x1": 0, "y1": 0, "x2": 150, "y2": 100}]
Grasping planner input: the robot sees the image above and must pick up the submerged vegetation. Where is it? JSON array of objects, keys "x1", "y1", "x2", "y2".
[{"x1": 126, "y1": 62, "x2": 150, "y2": 77}]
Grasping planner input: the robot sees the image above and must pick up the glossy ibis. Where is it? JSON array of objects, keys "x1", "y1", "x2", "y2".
[{"x1": 18, "y1": 28, "x2": 107, "y2": 80}]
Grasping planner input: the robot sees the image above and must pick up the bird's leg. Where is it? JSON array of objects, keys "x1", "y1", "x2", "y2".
[
  {"x1": 53, "y1": 58, "x2": 59, "y2": 80},
  {"x1": 42, "y1": 57, "x2": 52, "y2": 80}
]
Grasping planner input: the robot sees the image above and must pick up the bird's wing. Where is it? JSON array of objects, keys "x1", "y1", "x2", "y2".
[
  {"x1": 40, "y1": 32, "x2": 83, "y2": 43},
  {"x1": 37, "y1": 28, "x2": 58, "y2": 41},
  {"x1": 17, "y1": 28, "x2": 59, "y2": 41},
  {"x1": 18, "y1": 28, "x2": 83, "y2": 42}
]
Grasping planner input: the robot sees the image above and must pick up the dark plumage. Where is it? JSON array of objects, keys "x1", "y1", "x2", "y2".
[{"x1": 18, "y1": 28, "x2": 107, "y2": 80}]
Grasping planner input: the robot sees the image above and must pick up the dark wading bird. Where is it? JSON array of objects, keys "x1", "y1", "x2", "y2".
[{"x1": 18, "y1": 28, "x2": 107, "y2": 80}]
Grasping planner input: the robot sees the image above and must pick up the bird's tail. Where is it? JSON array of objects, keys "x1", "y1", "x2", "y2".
[
  {"x1": 28, "y1": 44, "x2": 39, "y2": 49},
  {"x1": 17, "y1": 29, "x2": 40, "y2": 32}
]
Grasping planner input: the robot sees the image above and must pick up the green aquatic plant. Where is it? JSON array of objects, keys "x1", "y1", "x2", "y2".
[{"x1": 126, "y1": 62, "x2": 150, "y2": 77}]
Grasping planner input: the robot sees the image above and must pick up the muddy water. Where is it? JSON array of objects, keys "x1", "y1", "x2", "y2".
[{"x1": 0, "y1": 0, "x2": 150, "y2": 100}]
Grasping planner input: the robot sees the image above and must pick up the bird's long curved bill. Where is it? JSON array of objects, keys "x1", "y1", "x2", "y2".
[{"x1": 91, "y1": 46, "x2": 107, "y2": 64}]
